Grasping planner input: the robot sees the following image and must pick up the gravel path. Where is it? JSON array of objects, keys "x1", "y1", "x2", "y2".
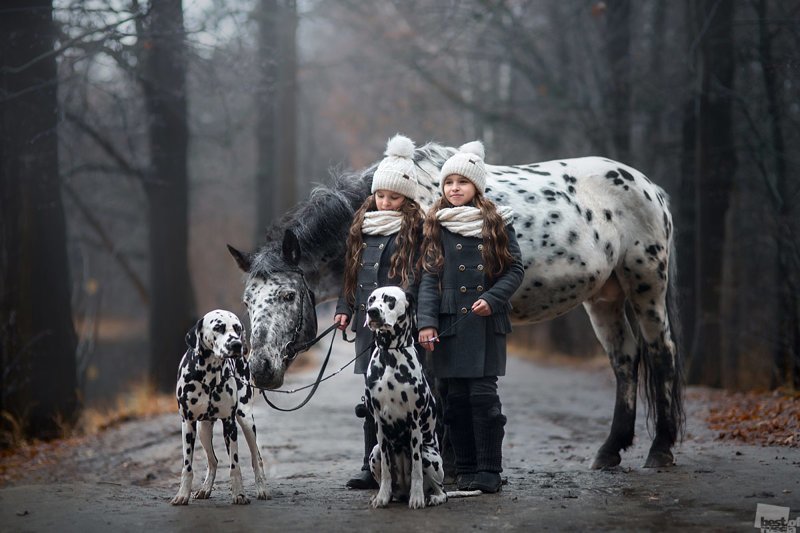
[{"x1": 1, "y1": 341, "x2": 797, "y2": 532}]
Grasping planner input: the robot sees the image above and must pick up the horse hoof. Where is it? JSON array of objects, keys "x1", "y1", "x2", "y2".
[
  {"x1": 644, "y1": 449, "x2": 674, "y2": 468},
  {"x1": 591, "y1": 450, "x2": 621, "y2": 470}
]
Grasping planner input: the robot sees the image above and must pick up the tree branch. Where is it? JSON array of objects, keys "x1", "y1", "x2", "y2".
[{"x1": 61, "y1": 181, "x2": 149, "y2": 306}]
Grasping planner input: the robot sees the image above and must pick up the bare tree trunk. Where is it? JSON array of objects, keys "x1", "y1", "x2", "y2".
[
  {"x1": 140, "y1": 0, "x2": 196, "y2": 392},
  {"x1": 687, "y1": 0, "x2": 736, "y2": 387},
  {"x1": 255, "y1": 0, "x2": 279, "y2": 243},
  {"x1": 755, "y1": 0, "x2": 798, "y2": 389},
  {"x1": 275, "y1": 0, "x2": 297, "y2": 214},
  {"x1": 0, "y1": 0, "x2": 78, "y2": 439},
  {"x1": 604, "y1": 0, "x2": 631, "y2": 163}
]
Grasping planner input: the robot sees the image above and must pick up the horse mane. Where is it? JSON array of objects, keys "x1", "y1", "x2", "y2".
[
  {"x1": 248, "y1": 165, "x2": 375, "y2": 280},
  {"x1": 247, "y1": 141, "x2": 455, "y2": 280}
]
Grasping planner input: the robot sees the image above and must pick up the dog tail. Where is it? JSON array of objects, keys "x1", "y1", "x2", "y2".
[{"x1": 445, "y1": 490, "x2": 483, "y2": 498}]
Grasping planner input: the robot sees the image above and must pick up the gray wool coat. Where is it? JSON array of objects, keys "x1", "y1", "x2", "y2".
[
  {"x1": 417, "y1": 224, "x2": 524, "y2": 378},
  {"x1": 335, "y1": 232, "x2": 420, "y2": 374}
]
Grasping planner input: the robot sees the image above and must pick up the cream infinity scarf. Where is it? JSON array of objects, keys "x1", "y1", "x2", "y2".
[
  {"x1": 435, "y1": 205, "x2": 515, "y2": 237},
  {"x1": 361, "y1": 210, "x2": 403, "y2": 236}
]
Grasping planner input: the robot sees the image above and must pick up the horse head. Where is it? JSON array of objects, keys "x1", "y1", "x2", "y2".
[{"x1": 228, "y1": 230, "x2": 318, "y2": 390}]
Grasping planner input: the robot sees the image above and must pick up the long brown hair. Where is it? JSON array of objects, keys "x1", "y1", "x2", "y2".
[
  {"x1": 421, "y1": 192, "x2": 514, "y2": 279},
  {"x1": 342, "y1": 195, "x2": 424, "y2": 305}
]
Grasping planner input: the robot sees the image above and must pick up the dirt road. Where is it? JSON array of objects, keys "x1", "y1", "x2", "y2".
[{"x1": 1, "y1": 341, "x2": 798, "y2": 532}]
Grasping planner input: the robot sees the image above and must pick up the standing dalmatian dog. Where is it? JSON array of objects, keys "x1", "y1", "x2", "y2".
[
  {"x1": 171, "y1": 309, "x2": 269, "y2": 505},
  {"x1": 364, "y1": 286, "x2": 448, "y2": 509}
]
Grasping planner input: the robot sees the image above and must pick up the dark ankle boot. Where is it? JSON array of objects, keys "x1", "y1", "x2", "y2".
[
  {"x1": 469, "y1": 394, "x2": 506, "y2": 493},
  {"x1": 444, "y1": 394, "x2": 476, "y2": 490},
  {"x1": 346, "y1": 409, "x2": 378, "y2": 489}
]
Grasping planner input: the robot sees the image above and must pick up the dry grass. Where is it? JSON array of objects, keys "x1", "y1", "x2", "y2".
[
  {"x1": 0, "y1": 380, "x2": 174, "y2": 484},
  {"x1": 76, "y1": 380, "x2": 175, "y2": 435}
]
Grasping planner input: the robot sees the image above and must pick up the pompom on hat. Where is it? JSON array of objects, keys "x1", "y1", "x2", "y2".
[
  {"x1": 371, "y1": 134, "x2": 418, "y2": 199},
  {"x1": 439, "y1": 140, "x2": 487, "y2": 193}
]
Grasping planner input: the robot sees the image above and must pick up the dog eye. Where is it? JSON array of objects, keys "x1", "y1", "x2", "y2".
[{"x1": 213, "y1": 324, "x2": 225, "y2": 333}]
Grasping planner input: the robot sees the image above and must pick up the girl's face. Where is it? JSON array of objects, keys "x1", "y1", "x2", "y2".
[
  {"x1": 443, "y1": 175, "x2": 476, "y2": 207},
  {"x1": 374, "y1": 190, "x2": 407, "y2": 211}
]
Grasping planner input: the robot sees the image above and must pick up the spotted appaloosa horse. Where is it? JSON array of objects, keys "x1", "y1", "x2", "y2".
[{"x1": 228, "y1": 143, "x2": 684, "y2": 470}]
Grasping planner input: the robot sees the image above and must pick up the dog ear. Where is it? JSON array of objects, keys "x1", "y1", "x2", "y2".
[
  {"x1": 185, "y1": 318, "x2": 203, "y2": 349},
  {"x1": 404, "y1": 290, "x2": 416, "y2": 311},
  {"x1": 241, "y1": 326, "x2": 249, "y2": 356}
]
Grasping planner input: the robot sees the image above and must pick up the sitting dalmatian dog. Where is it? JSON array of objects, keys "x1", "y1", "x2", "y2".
[
  {"x1": 364, "y1": 286, "x2": 447, "y2": 509},
  {"x1": 171, "y1": 309, "x2": 269, "y2": 505}
]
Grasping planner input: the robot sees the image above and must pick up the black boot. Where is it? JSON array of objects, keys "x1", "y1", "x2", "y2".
[
  {"x1": 346, "y1": 406, "x2": 379, "y2": 489},
  {"x1": 444, "y1": 394, "x2": 477, "y2": 490},
  {"x1": 469, "y1": 394, "x2": 506, "y2": 493}
]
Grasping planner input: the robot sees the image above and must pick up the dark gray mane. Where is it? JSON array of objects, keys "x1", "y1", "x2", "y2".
[{"x1": 248, "y1": 165, "x2": 376, "y2": 280}]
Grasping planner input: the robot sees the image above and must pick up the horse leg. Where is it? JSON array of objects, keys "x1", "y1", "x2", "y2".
[
  {"x1": 584, "y1": 274, "x2": 640, "y2": 469},
  {"x1": 628, "y1": 284, "x2": 680, "y2": 468}
]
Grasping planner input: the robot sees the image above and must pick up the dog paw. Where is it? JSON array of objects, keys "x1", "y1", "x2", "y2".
[
  {"x1": 256, "y1": 488, "x2": 271, "y2": 500},
  {"x1": 370, "y1": 493, "x2": 390, "y2": 508},
  {"x1": 232, "y1": 493, "x2": 250, "y2": 505},
  {"x1": 427, "y1": 493, "x2": 448, "y2": 507},
  {"x1": 408, "y1": 493, "x2": 426, "y2": 509},
  {"x1": 170, "y1": 494, "x2": 190, "y2": 505},
  {"x1": 193, "y1": 488, "x2": 212, "y2": 499}
]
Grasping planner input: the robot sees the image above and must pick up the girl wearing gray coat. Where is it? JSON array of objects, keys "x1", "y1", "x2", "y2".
[
  {"x1": 334, "y1": 134, "x2": 424, "y2": 489},
  {"x1": 418, "y1": 141, "x2": 524, "y2": 493}
]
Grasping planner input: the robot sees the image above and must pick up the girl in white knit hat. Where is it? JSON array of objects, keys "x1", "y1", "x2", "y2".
[
  {"x1": 334, "y1": 134, "x2": 425, "y2": 489},
  {"x1": 417, "y1": 141, "x2": 524, "y2": 493}
]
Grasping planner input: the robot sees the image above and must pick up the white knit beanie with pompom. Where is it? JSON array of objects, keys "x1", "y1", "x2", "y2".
[
  {"x1": 371, "y1": 134, "x2": 419, "y2": 199},
  {"x1": 439, "y1": 140, "x2": 487, "y2": 194}
]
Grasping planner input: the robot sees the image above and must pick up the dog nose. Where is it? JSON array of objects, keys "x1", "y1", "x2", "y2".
[
  {"x1": 230, "y1": 340, "x2": 243, "y2": 353},
  {"x1": 367, "y1": 307, "x2": 381, "y2": 319}
]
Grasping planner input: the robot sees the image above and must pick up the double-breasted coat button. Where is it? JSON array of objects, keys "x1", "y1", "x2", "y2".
[
  {"x1": 478, "y1": 244, "x2": 484, "y2": 251},
  {"x1": 456, "y1": 243, "x2": 462, "y2": 250},
  {"x1": 373, "y1": 262, "x2": 379, "y2": 269},
  {"x1": 362, "y1": 242, "x2": 367, "y2": 248},
  {"x1": 378, "y1": 243, "x2": 385, "y2": 250},
  {"x1": 459, "y1": 286, "x2": 467, "y2": 293},
  {"x1": 477, "y1": 264, "x2": 484, "y2": 271},
  {"x1": 477, "y1": 285, "x2": 484, "y2": 292},
  {"x1": 359, "y1": 304, "x2": 366, "y2": 310},
  {"x1": 372, "y1": 282, "x2": 378, "y2": 287},
  {"x1": 458, "y1": 264, "x2": 466, "y2": 272},
  {"x1": 460, "y1": 307, "x2": 468, "y2": 314}
]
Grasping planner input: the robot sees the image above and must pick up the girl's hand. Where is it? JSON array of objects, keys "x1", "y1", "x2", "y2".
[
  {"x1": 334, "y1": 313, "x2": 350, "y2": 331},
  {"x1": 472, "y1": 299, "x2": 492, "y2": 316},
  {"x1": 419, "y1": 327, "x2": 439, "y2": 352}
]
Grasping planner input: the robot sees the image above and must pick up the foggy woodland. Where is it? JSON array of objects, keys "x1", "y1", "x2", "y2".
[{"x1": 1, "y1": 0, "x2": 798, "y2": 442}]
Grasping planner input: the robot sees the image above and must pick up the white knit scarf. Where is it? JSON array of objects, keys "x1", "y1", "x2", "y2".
[
  {"x1": 361, "y1": 210, "x2": 403, "y2": 236},
  {"x1": 435, "y1": 205, "x2": 515, "y2": 237}
]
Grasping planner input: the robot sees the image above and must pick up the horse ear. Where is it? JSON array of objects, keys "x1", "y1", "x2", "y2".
[
  {"x1": 185, "y1": 318, "x2": 203, "y2": 349},
  {"x1": 227, "y1": 244, "x2": 252, "y2": 272},
  {"x1": 282, "y1": 229, "x2": 301, "y2": 266}
]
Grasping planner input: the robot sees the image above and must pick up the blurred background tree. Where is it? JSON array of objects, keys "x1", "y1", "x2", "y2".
[{"x1": 1, "y1": 0, "x2": 798, "y2": 442}]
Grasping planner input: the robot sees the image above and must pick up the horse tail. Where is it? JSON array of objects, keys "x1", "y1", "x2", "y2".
[
  {"x1": 639, "y1": 209, "x2": 685, "y2": 444},
  {"x1": 665, "y1": 228, "x2": 686, "y2": 442}
]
